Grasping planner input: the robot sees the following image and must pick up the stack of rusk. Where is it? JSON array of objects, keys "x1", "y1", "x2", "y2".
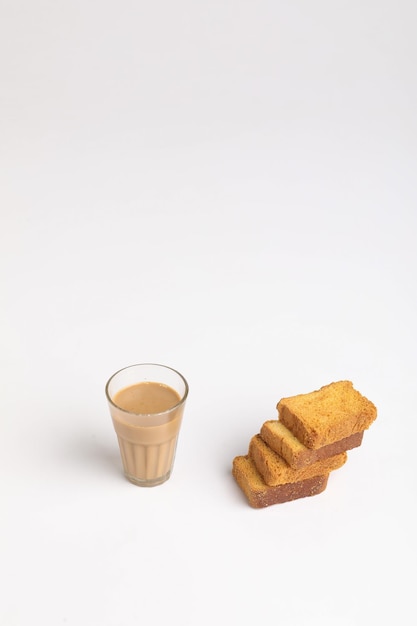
[{"x1": 232, "y1": 381, "x2": 377, "y2": 508}]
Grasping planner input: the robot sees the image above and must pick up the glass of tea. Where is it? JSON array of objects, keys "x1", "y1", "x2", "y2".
[{"x1": 105, "y1": 363, "x2": 189, "y2": 487}]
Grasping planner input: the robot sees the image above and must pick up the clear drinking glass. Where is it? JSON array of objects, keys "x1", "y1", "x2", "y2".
[{"x1": 105, "y1": 363, "x2": 189, "y2": 487}]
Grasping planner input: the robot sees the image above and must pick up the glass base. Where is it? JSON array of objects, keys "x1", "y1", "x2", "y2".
[{"x1": 124, "y1": 470, "x2": 172, "y2": 487}]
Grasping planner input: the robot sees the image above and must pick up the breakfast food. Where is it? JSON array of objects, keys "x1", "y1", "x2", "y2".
[
  {"x1": 277, "y1": 380, "x2": 377, "y2": 449},
  {"x1": 232, "y1": 380, "x2": 377, "y2": 508},
  {"x1": 260, "y1": 420, "x2": 364, "y2": 469},
  {"x1": 232, "y1": 456, "x2": 329, "y2": 508},
  {"x1": 248, "y1": 434, "x2": 347, "y2": 486}
]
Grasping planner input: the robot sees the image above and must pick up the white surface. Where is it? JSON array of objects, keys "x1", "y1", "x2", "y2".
[{"x1": 1, "y1": 1, "x2": 416, "y2": 624}]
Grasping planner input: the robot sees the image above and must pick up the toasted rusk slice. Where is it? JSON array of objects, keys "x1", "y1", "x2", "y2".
[
  {"x1": 277, "y1": 380, "x2": 377, "y2": 449},
  {"x1": 260, "y1": 420, "x2": 363, "y2": 469},
  {"x1": 249, "y1": 434, "x2": 347, "y2": 487},
  {"x1": 232, "y1": 455, "x2": 329, "y2": 508}
]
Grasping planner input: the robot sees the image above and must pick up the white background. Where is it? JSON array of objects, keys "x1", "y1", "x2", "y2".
[{"x1": 1, "y1": 1, "x2": 416, "y2": 624}]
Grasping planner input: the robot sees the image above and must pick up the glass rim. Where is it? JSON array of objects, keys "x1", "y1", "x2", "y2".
[{"x1": 105, "y1": 362, "x2": 189, "y2": 417}]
